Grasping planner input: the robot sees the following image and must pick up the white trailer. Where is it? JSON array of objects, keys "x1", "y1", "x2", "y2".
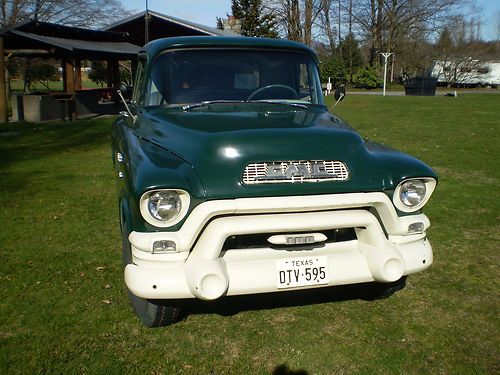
[{"x1": 431, "y1": 60, "x2": 500, "y2": 87}]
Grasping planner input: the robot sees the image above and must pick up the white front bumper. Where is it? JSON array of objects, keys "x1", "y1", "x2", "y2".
[{"x1": 125, "y1": 193, "x2": 433, "y2": 300}]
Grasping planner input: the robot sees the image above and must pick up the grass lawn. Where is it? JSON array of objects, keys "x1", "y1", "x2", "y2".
[
  {"x1": 9, "y1": 78, "x2": 104, "y2": 93},
  {"x1": 0, "y1": 94, "x2": 498, "y2": 374}
]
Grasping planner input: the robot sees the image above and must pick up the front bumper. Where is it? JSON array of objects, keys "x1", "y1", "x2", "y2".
[{"x1": 125, "y1": 192, "x2": 433, "y2": 300}]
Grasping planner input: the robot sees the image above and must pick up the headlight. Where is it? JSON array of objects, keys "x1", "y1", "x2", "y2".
[
  {"x1": 393, "y1": 178, "x2": 436, "y2": 212},
  {"x1": 140, "y1": 189, "x2": 190, "y2": 227},
  {"x1": 400, "y1": 180, "x2": 426, "y2": 207},
  {"x1": 148, "y1": 191, "x2": 182, "y2": 221}
]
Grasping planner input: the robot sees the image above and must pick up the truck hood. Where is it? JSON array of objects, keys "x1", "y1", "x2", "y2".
[{"x1": 136, "y1": 105, "x2": 434, "y2": 199}]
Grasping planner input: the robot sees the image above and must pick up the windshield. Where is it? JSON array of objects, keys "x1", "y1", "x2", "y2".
[{"x1": 144, "y1": 49, "x2": 323, "y2": 107}]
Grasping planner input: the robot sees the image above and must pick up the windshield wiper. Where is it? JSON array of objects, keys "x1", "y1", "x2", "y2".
[
  {"x1": 246, "y1": 100, "x2": 309, "y2": 109},
  {"x1": 182, "y1": 100, "x2": 245, "y2": 112},
  {"x1": 182, "y1": 99, "x2": 309, "y2": 112}
]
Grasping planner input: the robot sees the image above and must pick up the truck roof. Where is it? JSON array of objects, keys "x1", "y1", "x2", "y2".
[{"x1": 141, "y1": 36, "x2": 318, "y2": 63}]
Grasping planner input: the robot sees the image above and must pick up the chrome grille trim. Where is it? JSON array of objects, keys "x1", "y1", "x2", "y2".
[{"x1": 242, "y1": 160, "x2": 349, "y2": 184}]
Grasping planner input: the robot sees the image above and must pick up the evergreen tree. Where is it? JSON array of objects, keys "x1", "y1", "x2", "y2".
[
  {"x1": 340, "y1": 33, "x2": 363, "y2": 83},
  {"x1": 216, "y1": 17, "x2": 224, "y2": 30},
  {"x1": 230, "y1": 0, "x2": 279, "y2": 38},
  {"x1": 436, "y1": 28, "x2": 454, "y2": 53}
]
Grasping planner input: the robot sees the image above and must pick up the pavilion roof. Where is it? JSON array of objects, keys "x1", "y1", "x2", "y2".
[{"x1": 0, "y1": 20, "x2": 140, "y2": 58}]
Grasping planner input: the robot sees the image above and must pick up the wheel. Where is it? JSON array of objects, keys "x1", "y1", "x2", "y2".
[
  {"x1": 127, "y1": 291, "x2": 181, "y2": 328},
  {"x1": 363, "y1": 276, "x2": 407, "y2": 300},
  {"x1": 121, "y1": 212, "x2": 182, "y2": 327},
  {"x1": 247, "y1": 84, "x2": 298, "y2": 101}
]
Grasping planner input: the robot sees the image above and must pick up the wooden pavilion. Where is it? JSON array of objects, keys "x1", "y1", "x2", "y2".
[
  {"x1": 0, "y1": 10, "x2": 236, "y2": 123},
  {"x1": 0, "y1": 20, "x2": 140, "y2": 122}
]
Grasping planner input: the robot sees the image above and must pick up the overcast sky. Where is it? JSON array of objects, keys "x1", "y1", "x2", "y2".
[{"x1": 122, "y1": 0, "x2": 499, "y2": 41}]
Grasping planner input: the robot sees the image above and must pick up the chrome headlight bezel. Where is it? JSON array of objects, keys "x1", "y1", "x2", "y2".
[
  {"x1": 140, "y1": 189, "x2": 190, "y2": 227},
  {"x1": 393, "y1": 178, "x2": 436, "y2": 213}
]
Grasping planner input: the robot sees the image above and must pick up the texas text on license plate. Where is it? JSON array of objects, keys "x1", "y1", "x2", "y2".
[{"x1": 276, "y1": 256, "x2": 329, "y2": 289}]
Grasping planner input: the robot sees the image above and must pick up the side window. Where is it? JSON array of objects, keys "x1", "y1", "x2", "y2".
[
  {"x1": 132, "y1": 58, "x2": 145, "y2": 105},
  {"x1": 299, "y1": 63, "x2": 312, "y2": 102},
  {"x1": 307, "y1": 63, "x2": 320, "y2": 104},
  {"x1": 299, "y1": 64, "x2": 309, "y2": 90}
]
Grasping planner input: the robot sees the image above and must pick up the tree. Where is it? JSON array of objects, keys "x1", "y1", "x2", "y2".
[
  {"x1": 88, "y1": 61, "x2": 107, "y2": 87},
  {"x1": 0, "y1": 0, "x2": 131, "y2": 28},
  {"x1": 19, "y1": 59, "x2": 58, "y2": 92},
  {"x1": 88, "y1": 61, "x2": 132, "y2": 87},
  {"x1": 266, "y1": 0, "x2": 322, "y2": 45},
  {"x1": 228, "y1": 0, "x2": 279, "y2": 37},
  {"x1": 339, "y1": 32, "x2": 362, "y2": 82},
  {"x1": 216, "y1": 17, "x2": 224, "y2": 30},
  {"x1": 436, "y1": 27, "x2": 453, "y2": 52},
  {"x1": 318, "y1": 0, "x2": 337, "y2": 51},
  {"x1": 119, "y1": 61, "x2": 131, "y2": 85},
  {"x1": 29, "y1": 60, "x2": 57, "y2": 90},
  {"x1": 351, "y1": 0, "x2": 468, "y2": 66}
]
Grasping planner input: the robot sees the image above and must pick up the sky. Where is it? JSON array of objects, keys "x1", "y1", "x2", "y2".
[{"x1": 122, "y1": 0, "x2": 499, "y2": 41}]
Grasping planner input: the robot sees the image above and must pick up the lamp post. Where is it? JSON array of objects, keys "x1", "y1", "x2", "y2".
[{"x1": 381, "y1": 52, "x2": 393, "y2": 97}]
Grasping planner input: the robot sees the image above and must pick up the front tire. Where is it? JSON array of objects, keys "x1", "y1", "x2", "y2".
[
  {"x1": 121, "y1": 213, "x2": 182, "y2": 327},
  {"x1": 127, "y1": 291, "x2": 181, "y2": 328}
]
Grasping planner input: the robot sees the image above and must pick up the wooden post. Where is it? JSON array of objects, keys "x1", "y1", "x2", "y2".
[
  {"x1": 65, "y1": 59, "x2": 75, "y2": 93},
  {"x1": 75, "y1": 59, "x2": 82, "y2": 90},
  {"x1": 106, "y1": 59, "x2": 113, "y2": 88},
  {"x1": 62, "y1": 58, "x2": 67, "y2": 92},
  {"x1": 62, "y1": 58, "x2": 76, "y2": 121},
  {"x1": 0, "y1": 37, "x2": 8, "y2": 123},
  {"x1": 112, "y1": 59, "x2": 121, "y2": 107}
]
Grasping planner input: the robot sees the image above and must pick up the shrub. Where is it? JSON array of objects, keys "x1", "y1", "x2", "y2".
[
  {"x1": 353, "y1": 67, "x2": 382, "y2": 89},
  {"x1": 320, "y1": 58, "x2": 348, "y2": 88}
]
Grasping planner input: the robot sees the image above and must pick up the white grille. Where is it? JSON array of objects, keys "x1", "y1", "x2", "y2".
[{"x1": 242, "y1": 160, "x2": 349, "y2": 184}]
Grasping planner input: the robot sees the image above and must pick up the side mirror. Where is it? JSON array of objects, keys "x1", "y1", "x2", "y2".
[
  {"x1": 334, "y1": 86, "x2": 346, "y2": 101},
  {"x1": 119, "y1": 82, "x2": 133, "y2": 99},
  {"x1": 330, "y1": 86, "x2": 346, "y2": 112}
]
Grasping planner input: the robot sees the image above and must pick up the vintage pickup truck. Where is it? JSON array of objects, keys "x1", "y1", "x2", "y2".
[{"x1": 112, "y1": 36, "x2": 437, "y2": 327}]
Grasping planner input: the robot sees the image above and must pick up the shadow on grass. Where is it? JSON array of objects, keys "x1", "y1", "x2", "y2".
[
  {"x1": 272, "y1": 364, "x2": 308, "y2": 375},
  {"x1": 0, "y1": 169, "x2": 47, "y2": 194},
  {"x1": 0, "y1": 119, "x2": 113, "y2": 169},
  {"x1": 177, "y1": 281, "x2": 400, "y2": 319}
]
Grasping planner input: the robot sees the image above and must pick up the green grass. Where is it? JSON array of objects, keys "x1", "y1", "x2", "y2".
[
  {"x1": 0, "y1": 95, "x2": 498, "y2": 374},
  {"x1": 9, "y1": 78, "x2": 103, "y2": 93}
]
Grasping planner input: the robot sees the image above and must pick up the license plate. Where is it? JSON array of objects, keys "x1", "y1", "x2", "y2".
[{"x1": 276, "y1": 256, "x2": 329, "y2": 289}]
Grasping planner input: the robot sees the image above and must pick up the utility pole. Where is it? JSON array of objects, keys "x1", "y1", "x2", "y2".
[
  {"x1": 145, "y1": 0, "x2": 151, "y2": 45},
  {"x1": 390, "y1": 53, "x2": 395, "y2": 83},
  {"x1": 338, "y1": 0, "x2": 342, "y2": 59},
  {"x1": 0, "y1": 37, "x2": 8, "y2": 123},
  {"x1": 381, "y1": 52, "x2": 393, "y2": 97}
]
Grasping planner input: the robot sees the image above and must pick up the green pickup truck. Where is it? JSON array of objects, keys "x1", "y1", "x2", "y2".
[{"x1": 112, "y1": 36, "x2": 437, "y2": 327}]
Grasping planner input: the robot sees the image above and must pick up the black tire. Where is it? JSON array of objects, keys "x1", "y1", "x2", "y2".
[
  {"x1": 127, "y1": 291, "x2": 182, "y2": 328},
  {"x1": 363, "y1": 276, "x2": 407, "y2": 301},
  {"x1": 121, "y1": 213, "x2": 182, "y2": 327}
]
